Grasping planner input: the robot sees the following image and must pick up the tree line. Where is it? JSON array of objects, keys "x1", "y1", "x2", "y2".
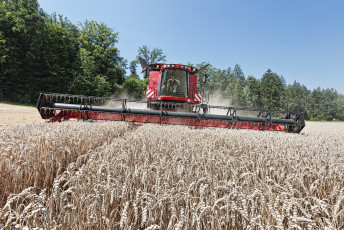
[
  {"x1": 1, "y1": 0, "x2": 343, "y2": 121},
  {"x1": 196, "y1": 63, "x2": 344, "y2": 121}
]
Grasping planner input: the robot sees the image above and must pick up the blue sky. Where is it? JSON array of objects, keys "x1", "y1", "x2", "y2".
[{"x1": 38, "y1": 0, "x2": 344, "y2": 93}]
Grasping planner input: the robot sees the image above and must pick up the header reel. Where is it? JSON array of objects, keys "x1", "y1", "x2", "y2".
[{"x1": 37, "y1": 93, "x2": 305, "y2": 133}]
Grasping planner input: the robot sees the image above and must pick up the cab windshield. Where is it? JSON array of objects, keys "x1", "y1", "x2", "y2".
[{"x1": 160, "y1": 69, "x2": 188, "y2": 97}]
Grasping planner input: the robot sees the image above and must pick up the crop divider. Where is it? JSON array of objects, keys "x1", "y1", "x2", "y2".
[{"x1": 80, "y1": 97, "x2": 92, "y2": 121}]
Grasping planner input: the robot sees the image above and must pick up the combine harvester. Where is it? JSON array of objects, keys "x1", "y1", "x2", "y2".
[{"x1": 37, "y1": 59, "x2": 305, "y2": 133}]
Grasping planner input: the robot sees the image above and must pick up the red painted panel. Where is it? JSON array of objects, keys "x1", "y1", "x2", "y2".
[
  {"x1": 50, "y1": 110, "x2": 287, "y2": 132},
  {"x1": 189, "y1": 74, "x2": 199, "y2": 101},
  {"x1": 146, "y1": 71, "x2": 160, "y2": 98}
]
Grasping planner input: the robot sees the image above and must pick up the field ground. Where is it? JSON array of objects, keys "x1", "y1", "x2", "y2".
[
  {"x1": 1, "y1": 102, "x2": 343, "y2": 130},
  {"x1": 0, "y1": 103, "x2": 344, "y2": 229},
  {"x1": 0, "y1": 103, "x2": 44, "y2": 127}
]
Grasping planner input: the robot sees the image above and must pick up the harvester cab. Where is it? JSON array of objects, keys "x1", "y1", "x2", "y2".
[
  {"x1": 36, "y1": 59, "x2": 305, "y2": 133},
  {"x1": 140, "y1": 58, "x2": 206, "y2": 112}
]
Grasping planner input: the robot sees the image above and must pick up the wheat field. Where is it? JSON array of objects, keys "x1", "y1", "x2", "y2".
[{"x1": 0, "y1": 121, "x2": 343, "y2": 229}]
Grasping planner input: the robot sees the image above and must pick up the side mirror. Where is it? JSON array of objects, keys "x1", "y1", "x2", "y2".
[
  {"x1": 203, "y1": 74, "x2": 208, "y2": 83},
  {"x1": 143, "y1": 69, "x2": 148, "y2": 78}
]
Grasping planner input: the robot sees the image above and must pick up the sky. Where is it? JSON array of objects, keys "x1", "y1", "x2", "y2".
[{"x1": 37, "y1": 0, "x2": 344, "y2": 94}]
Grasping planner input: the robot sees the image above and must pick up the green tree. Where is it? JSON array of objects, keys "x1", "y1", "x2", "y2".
[
  {"x1": 129, "y1": 60, "x2": 138, "y2": 76},
  {"x1": 0, "y1": 0, "x2": 46, "y2": 102},
  {"x1": 243, "y1": 75, "x2": 261, "y2": 108},
  {"x1": 226, "y1": 64, "x2": 246, "y2": 106},
  {"x1": 308, "y1": 88, "x2": 343, "y2": 121},
  {"x1": 41, "y1": 14, "x2": 79, "y2": 93},
  {"x1": 78, "y1": 20, "x2": 125, "y2": 90},
  {"x1": 260, "y1": 69, "x2": 285, "y2": 110},
  {"x1": 136, "y1": 45, "x2": 166, "y2": 64},
  {"x1": 282, "y1": 81, "x2": 310, "y2": 113},
  {"x1": 308, "y1": 87, "x2": 324, "y2": 120},
  {"x1": 336, "y1": 95, "x2": 344, "y2": 120},
  {"x1": 232, "y1": 64, "x2": 244, "y2": 80},
  {"x1": 0, "y1": 0, "x2": 82, "y2": 102},
  {"x1": 208, "y1": 67, "x2": 230, "y2": 96},
  {"x1": 68, "y1": 48, "x2": 111, "y2": 96},
  {"x1": 322, "y1": 88, "x2": 338, "y2": 121},
  {"x1": 122, "y1": 76, "x2": 146, "y2": 99}
]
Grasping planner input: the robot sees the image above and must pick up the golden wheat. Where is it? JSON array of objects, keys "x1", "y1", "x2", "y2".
[
  {"x1": 0, "y1": 122, "x2": 131, "y2": 207},
  {"x1": 0, "y1": 121, "x2": 343, "y2": 229}
]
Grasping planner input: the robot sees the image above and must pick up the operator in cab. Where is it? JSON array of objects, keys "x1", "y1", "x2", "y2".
[{"x1": 167, "y1": 74, "x2": 180, "y2": 94}]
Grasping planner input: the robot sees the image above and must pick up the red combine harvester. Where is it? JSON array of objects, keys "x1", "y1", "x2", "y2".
[{"x1": 37, "y1": 58, "x2": 305, "y2": 133}]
